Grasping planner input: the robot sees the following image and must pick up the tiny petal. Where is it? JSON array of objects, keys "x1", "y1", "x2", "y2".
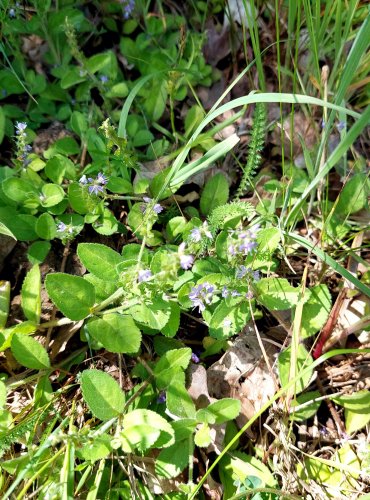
[
  {"x1": 245, "y1": 290, "x2": 254, "y2": 299},
  {"x1": 153, "y1": 203, "x2": 163, "y2": 214},
  {"x1": 222, "y1": 286, "x2": 229, "y2": 298},
  {"x1": 56, "y1": 222, "x2": 67, "y2": 232},
  {"x1": 143, "y1": 196, "x2": 152, "y2": 203},
  {"x1": 79, "y1": 175, "x2": 88, "y2": 185},
  {"x1": 100, "y1": 75, "x2": 108, "y2": 83},
  {"x1": 191, "y1": 352, "x2": 200, "y2": 364},
  {"x1": 96, "y1": 172, "x2": 108, "y2": 185},
  {"x1": 223, "y1": 319, "x2": 232, "y2": 328},
  {"x1": 180, "y1": 254, "x2": 194, "y2": 270},
  {"x1": 157, "y1": 392, "x2": 166, "y2": 404},
  {"x1": 138, "y1": 269, "x2": 152, "y2": 283},
  {"x1": 190, "y1": 227, "x2": 202, "y2": 243}
]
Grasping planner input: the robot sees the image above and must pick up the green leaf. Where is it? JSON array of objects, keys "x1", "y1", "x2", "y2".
[
  {"x1": 155, "y1": 439, "x2": 192, "y2": 478},
  {"x1": 106, "y1": 176, "x2": 132, "y2": 194},
  {"x1": 194, "y1": 423, "x2": 212, "y2": 448},
  {"x1": 45, "y1": 273, "x2": 95, "y2": 320},
  {"x1": 129, "y1": 299, "x2": 172, "y2": 331},
  {"x1": 333, "y1": 390, "x2": 370, "y2": 411},
  {"x1": 11, "y1": 333, "x2": 50, "y2": 369},
  {"x1": 257, "y1": 227, "x2": 281, "y2": 252},
  {"x1": 161, "y1": 302, "x2": 180, "y2": 337},
  {"x1": 278, "y1": 344, "x2": 313, "y2": 394},
  {"x1": 120, "y1": 409, "x2": 175, "y2": 452},
  {"x1": 40, "y1": 184, "x2": 65, "y2": 207},
  {"x1": 80, "y1": 369, "x2": 125, "y2": 420},
  {"x1": 86, "y1": 314, "x2": 141, "y2": 354},
  {"x1": 185, "y1": 105, "x2": 205, "y2": 138},
  {"x1": 335, "y1": 173, "x2": 369, "y2": 216},
  {"x1": 45, "y1": 155, "x2": 75, "y2": 184},
  {"x1": 154, "y1": 347, "x2": 192, "y2": 390},
  {"x1": 255, "y1": 278, "x2": 301, "y2": 310},
  {"x1": 290, "y1": 391, "x2": 322, "y2": 421},
  {"x1": 2, "y1": 177, "x2": 38, "y2": 204},
  {"x1": 76, "y1": 434, "x2": 113, "y2": 462},
  {"x1": 21, "y1": 265, "x2": 41, "y2": 324},
  {"x1": 0, "y1": 321, "x2": 37, "y2": 352},
  {"x1": 0, "y1": 281, "x2": 10, "y2": 329},
  {"x1": 200, "y1": 173, "x2": 229, "y2": 216},
  {"x1": 0, "y1": 222, "x2": 16, "y2": 239},
  {"x1": 27, "y1": 241, "x2": 51, "y2": 265},
  {"x1": 166, "y1": 379, "x2": 196, "y2": 418},
  {"x1": 143, "y1": 79, "x2": 167, "y2": 122},
  {"x1": 70, "y1": 111, "x2": 88, "y2": 137},
  {"x1": 77, "y1": 243, "x2": 123, "y2": 282},
  {"x1": 209, "y1": 300, "x2": 251, "y2": 339},
  {"x1": 0, "y1": 106, "x2": 5, "y2": 144},
  {"x1": 68, "y1": 182, "x2": 97, "y2": 214},
  {"x1": 301, "y1": 285, "x2": 331, "y2": 338},
  {"x1": 196, "y1": 398, "x2": 241, "y2": 425},
  {"x1": 36, "y1": 213, "x2": 56, "y2": 240},
  {"x1": 0, "y1": 380, "x2": 6, "y2": 409},
  {"x1": 344, "y1": 408, "x2": 370, "y2": 434}
]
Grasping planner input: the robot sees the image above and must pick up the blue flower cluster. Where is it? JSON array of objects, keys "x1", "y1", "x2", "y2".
[
  {"x1": 189, "y1": 282, "x2": 215, "y2": 312},
  {"x1": 120, "y1": 0, "x2": 135, "y2": 19},
  {"x1": 141, "y1": 197, "x2": 163, "y2": 215},
  {"x1": 79, "y1": 172, "x2": 108, "y2": 195},
  {"x1": 227, "y1": 224, "x2": 260, "y2": 258}
]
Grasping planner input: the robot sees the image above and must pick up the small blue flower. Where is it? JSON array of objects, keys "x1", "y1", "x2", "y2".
[
  {"x1": 223, "y1": 318, "x2": 232, "y2": 328},
  {"x1": 236, "y1": 265, "x2": 247, "y2": 279},
  {"x1": 100, "y1": 75, "x2": 109, "y2": 84},
  {"x1": 121, "y1": 0, "x2": 135, "y2": 19},
  {"x1": 191, "y1": 352, "x2": 200, "y2": 364},
  {"x1": 190, "y1": 227, "x2": 202, "y2": 243},
  {"x1": 88, "y1": 184, "x2": 104, "y2": 195},
  {"x1": 231, "y1": 290, "x2": 240, "y2": 297},
  {"x1": 157, "y1": 391, "x2": 166, "y2": 404},
  {"x1": 245, "y1": 290, "x2": 254, "y2": 300},
  {"x1": 180, "y1": 254, "x2": 194, "y2": 270},
  {"x1": 1, "y1": 89, "x2": 7, "y2": 97},
  {"x1": 79, "y1": 175, "x2": 88, "y2": 185},
  {"x1": 9, "y1": 8, "x2": 16, "y2": 18},
  {"x1": 221, "y1": 286, "x2": 229, "y2": 298},
  {"x1": 189, "y1": 282, "x2": 214, "y2": 312},
  {"x1": 138, "y1": 269, "x2": 152, "y2": 283},
  {"x1": 336, "y1": 121, "x2": 346, "y2": 132},
  {"x1": 56, "y1": 222, "x2": 67, "y2": 232},
  {"x1": 96, "y1": 172, "x2": 108, "y2": 185},
  {"x1": 15, "y1": 122, "x2": 27, "y2": 135},
  {"x1": 141, "y1": 196, "x2": 163, "y2": 215}
]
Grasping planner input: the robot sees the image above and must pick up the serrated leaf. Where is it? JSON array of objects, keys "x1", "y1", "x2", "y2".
[
  {"x1": 155, "y1": 439, "x2": 192, "y2": 478},
  {"x1": 154, "y1": 348, "x2": 191, "y2": 390},
  {"x1": 80, "y1": 369, "x2": 125, "y2": 420},
  {"x1": 45, "y1": 273, "x2": 95, "y2": 320},
  {"x1": 11, "y1": 333, "x2": 50, "y2": 369},
  {"x1": 0, "y1": 321, "x2": 37, "y2": 352},
  {"x1": 120, "y1": 409, "x2": 175, "y2": 452},
  {"x1": 196, "y1": 398, "x2": 241, "y2": 424},
  {"x1": 86, "y1": 314, "x2": 141, "y2": 353},
  {"x1": 257, "y1": 227, "x2": 281, "y2": 252},
  {"x1": 255, "y1": 278, "x2": 301, "y2": 310},
  {"x1": 77, "y1": 243, "x2": 123, "y2": 281},
  {"x1": 200, "y1": 173, "x2": 229, "y2": 216},
  {"x1": 166, "y1": 379, "x2": 196, "y2": 418},
  {"x1": 76, "y1": 434, "x2": 113, "y2": 462},
  {"x1": 194, "y1": 422, "x2": 212, "y2": 448},
  {"x1": 301, "y1": 285, "x2": 331, "y2": 338},
  {"x1": 21, "y1": 265, "x2": 41, "y2": 324}
]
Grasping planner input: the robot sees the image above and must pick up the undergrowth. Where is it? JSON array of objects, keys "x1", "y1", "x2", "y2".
[{"x1": 0, "y1": 1, "x2": 369, "y2": 499}]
